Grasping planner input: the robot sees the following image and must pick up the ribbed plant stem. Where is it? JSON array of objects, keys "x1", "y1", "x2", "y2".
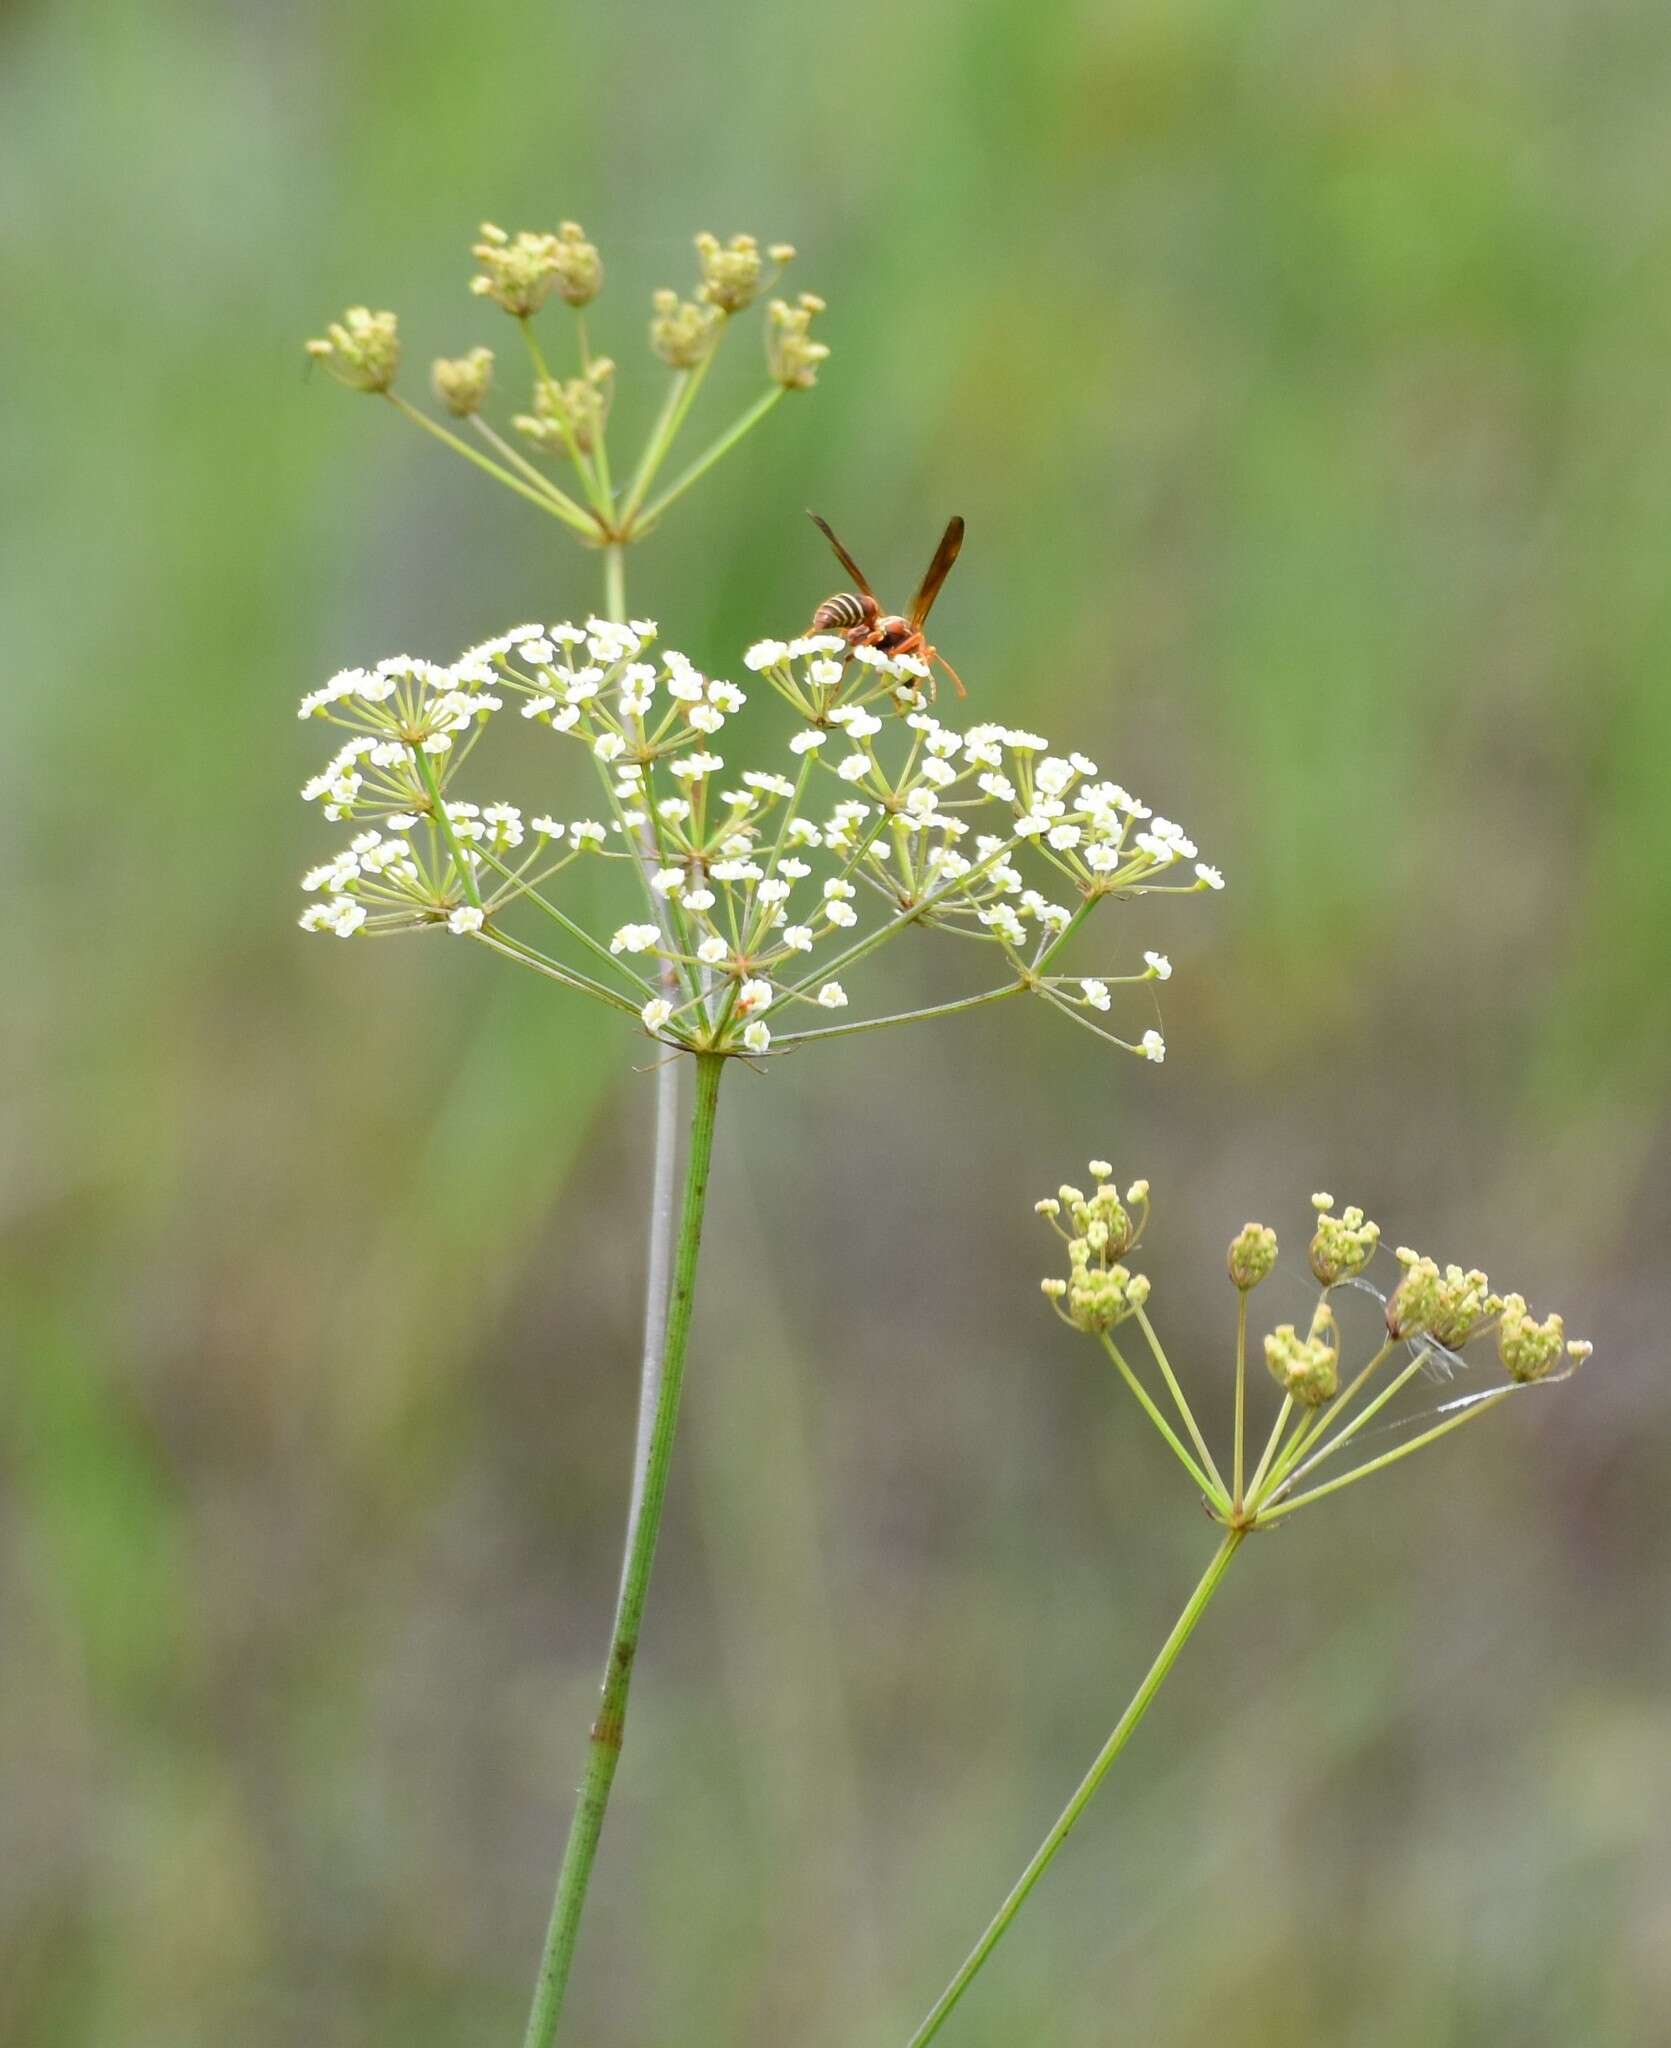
[
  {"x1": 521, "y1": 1052, "x2": 725, "y2": 2048},
  {"x1": 902, "y1": 1530, "x2": 1245, "y2": 2048}
]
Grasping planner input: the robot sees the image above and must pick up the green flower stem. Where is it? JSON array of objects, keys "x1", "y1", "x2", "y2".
[
  {"x1": 771, "y1": 981, "x2": 1027, "y2": 1048},
  {"x1": 634, "y1": 386, "x2": 786, "y2": 533},
  {"x1": 903, "y1": 1530, "x2": 1245, "y2": 2048},
  {"x1": 470, "y1": 929, "x2": 644, "y2": 1018},
  {"x1": 1260, "y1": 1339, "x2": 1398, "y2": 1500},
  {"x1": 418, "y1": 750, "x2": 481, "y2": 908},
  {"x1": 468, "y1": 414, "x2": 599, "y2": 526},
  {"x1": 1102, "y1": 1335, "x2": 1229, "y2": 1509},
  {"x1": 619, "y1": 352, "x2": 717, "y2": 529},
  {"x1": 1258, "y1": 1351, "x2": 1430, "y2": 1507},
  {"x1": 383, "y1": 394, "x2": 602, "y2": 540},
  {"x1": 517, "y1": 317, "x2": 611, "y2": 521},
  {"x1": 1134, "y1": 1306, "x2": 1227, "y2": 1502},
  {"x1": 603, "y1": 541, "x2": 626, "y2": 627},
  {"x1": 1243, "y1": 1393, "x2": 1294, "y2": 1502},
  {"x1": 1233, "y1": 1294, "x2": 1248, "y2": 1508},
  {"x1": 470, "y1": 845, "x2": 655, "y2": 997},
  {"x1": 521, "y1": 1052, "x2": 725, "y2": 2048},
  {"x1": 1257, "y1": 1388, "x2": 1512, "y2": 1523}
]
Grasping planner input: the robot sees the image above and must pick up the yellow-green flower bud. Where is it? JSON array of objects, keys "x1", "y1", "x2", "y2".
[
  {"x1": 1264, "y1": 1301, "x2": 1340, "y2": 1406},
  {"x1": 1309, "y1": 1196, "x2": 1380, "y2": 1284},
  {"x1": 696, "y1": 230, "x2": 765, "y2": 313},
  {"x1": 514, "y1": 362, "x2": 613, "y2": 457},
  {"x1": 766, "y1": 293, "x2": 830, "y2": 391},
  {"x1": 430, "y1": 345, "x2": 494, "y2": 417},
  {"x1": 551, "y1": 220, "x2": 603, "y2": 306},
  {"x1": 470, "y1": 223, "x2": 597, "y2": 318},
  {"x1": 650, "y1": 288, "x2": 719, "y2": 369},
  {"x1": 1386, "y1": 1251, "x2": 1497, "y2": 1350},
  {"x1": 1496, "y1": 1293, "x2": 1566, "y2": 1383},
  {"x1": 305, "y1": 306, "x2": 400, "y2": 393},
  {"x1": 1228, "y1": 1222, "x2": 1278, "y2": 1291}
]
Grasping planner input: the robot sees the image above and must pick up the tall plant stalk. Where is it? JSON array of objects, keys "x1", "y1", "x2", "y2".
[
  {"x1": 522, "y1": 1051, "x2": 725, "y2": 2048},
  {"x1": 903, "y1": 1530, "x2": 1245, "y2": 2047}
]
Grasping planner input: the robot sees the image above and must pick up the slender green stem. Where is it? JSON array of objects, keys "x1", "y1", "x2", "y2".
[
  {"x1": 1257, "y1": 1351, "x2": 1429, "y2": 1507},
  {"x1": 1233, "y1": 1294, "x2": 1248, "y2": 1509},
  {"x1": 418, "y1": 751, "x2": 480, "y2": 908},
  {"x1": 1244, "y1": 1393, "x2": 1294, "y2": 1502},
  {"x1": 603, "y1": 541, "x2": 626, "y2": 626},
  {"x1": 635, "y1": 386, "x2": 786, "y2": 532},
  {"x1": 1101, "y1": 1335, "x2": 1228, "y2": 1509},
  {"x1": 903, "y1": 1531, "x2": 1245, "y2": 2047},
  {"x1": 1134, "y1": 1306, "x2": 1227, "y2": 1501},
  {"x1": 619, "y1": 359, "x2": 707, "y2": 528},
  {"x1": 1258, "y1": 1389, "x2": 1511, "y2": 1522},
  {"x1": 521, "y1": 1053, "x2": 725, "y2": 2048},
  {"x1": 770, "y1": 981, "x2": 1027, "y2": 1048},
  {"x1": 384, "y1": 394, "x2": 602, "y2": 539},
  {"x1": 468, "y1": 414, "x2": 597, "y2": 527}
]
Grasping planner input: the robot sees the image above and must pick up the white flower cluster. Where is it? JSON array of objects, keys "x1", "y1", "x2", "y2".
[{"x1": 295, "y1": 620, "x2": 1222, "y2": 1063}]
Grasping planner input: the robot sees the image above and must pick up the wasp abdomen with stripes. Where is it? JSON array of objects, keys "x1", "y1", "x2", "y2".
[{"x1": 811, "y1": 591, "x2": 874, "y2": 634}]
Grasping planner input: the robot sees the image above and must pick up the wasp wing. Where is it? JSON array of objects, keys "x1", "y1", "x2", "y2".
[
  {"x1": 907, "y1": 516, "x2": 965, "y2": 628},
  {"x1": 808, "y1": 512, "x2": 876, "y2": 601}
]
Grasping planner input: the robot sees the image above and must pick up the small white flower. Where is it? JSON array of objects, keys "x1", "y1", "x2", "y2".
[
  {"x1": 697, "y1": 935, "x2": 730, "y2": 966},
  {"x1": 758, "y1": 878, "x2": 792, "y2": 904},
  {"x1": 1195, "y1": 863, "x2": 1225, "y2": 890},
  {"x1": 684, "y1": 888, "x2": 716, "y2": 911},
  {"x1": 817, "y1": 982, "x2": 848, "y2": 1008},
  {"x1": 522, "y1": 694, "x2": 558, "y2": 719},
  {"x1": 745, "y1": 639, "x2": 789, "y2": 670},
  {"x1": 823, "y1": 878, "x2": 856, "y2": 900},
  {"x1": 570, "y1": 820, "x2": 606, "y2": 848},
  {"x1": 1140, "y1": 1028, "x2": 1166, "y2": 1063},
  {"x1": 447, "y1": 905, "x2": 485, "y2": 934},
  {"x1": 1046, "y1": 824, "x2": 1082, "y2": 851},
  {"x1": 593, "y1": 732, "x2": 626, "y2": 763},
  {"x1": 651, "y1": 867, "x2": 686, "y2": 896},
  {"x1": 641, "y1": 998, "x2": 673, "y2": 1031},
  {"x1": 742, "y1": 1019, "x2": 771, "y2": 1053},
  {"x1": 688, "y1": 703, "x2": 726, "y2": 735},
  {"x1": 611, "y1": 922, "x2": 661, "y2": 955},
  {"x1": 782, "y1": 925, "x2": 814, "y2": 952},
  {"x1": 737, "y1": 978, "x2": 773, "y2": 1014},
  {"x1": 1144, "y1": 951, "x2": 1172, "y2": 980},
  {"x1": 708, "y1": 681, "x2": 745, "y2": 713},
  {"x1": 824, "y1": 901, "x2": 857, "y2": 928},
  {"x1": 836, "y1": 754, "x2": 871, "y2": 783},
  {"x1": 1080, "y1": 978, "x2": 1112, "y2": 1012},
  {"x1": 788, "y1": 730, "x2": 826, "y2": 754},
  {"x1": 808, "y1": 658, "x2": 843, "y2": 688},
  {"x1": 531, "y1": 815, "x2": 562, "y2": 838}
]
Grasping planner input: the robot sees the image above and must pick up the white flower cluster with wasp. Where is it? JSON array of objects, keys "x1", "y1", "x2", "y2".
[{"x1": 296, "y1": 620, "x2": 1223, "y2": 1061}]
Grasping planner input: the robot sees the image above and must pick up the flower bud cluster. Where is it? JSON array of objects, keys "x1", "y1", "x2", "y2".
[
  {"x1": 1037, "y1": 1164, "x2": 1153, "y2": 1334},
  {"x1": 306, "y1": 307, "x2": 401, "y2": 393},
  {"x1": 1227, "y1": 1222, "x2": 1278, "y2": 1291},
  {"x1": 695, "y1": 231, "x2": 783, "y2": 313},
  {"x1": 1308, "y1": 1194, "x2": 1381, "y2": 1284},
  {"x1": 471, "y1": 221, "x2": 602, "y2": 315},
  {"x1": 1264, "y1": 1301, "x2": 1341, "y2": 1406},
  {"x1": 431, "y1": 346, "x2": 494, "y2": 418},
  {"x1": 650, "y1": 290, "x2": 720, "y2": 369},
  {"x1": 766, "y1": 294, "x2": 831, "y2": 390},
  {"x1": 516, "y1": 362, "x2": 615, "y2": 458}
]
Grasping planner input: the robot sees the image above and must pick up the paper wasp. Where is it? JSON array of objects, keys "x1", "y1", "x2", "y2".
[{"x1": 807, "y1": 512, "x2": 967, "y2": 697}]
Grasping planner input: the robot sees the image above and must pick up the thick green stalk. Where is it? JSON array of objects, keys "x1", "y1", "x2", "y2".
[
  {"x1": 903, "y1": 1531, "x2": 1245, "y2": 2047},
  {"x1": 521, "y1": 1052, "x2": 725, "y2": 2048}
]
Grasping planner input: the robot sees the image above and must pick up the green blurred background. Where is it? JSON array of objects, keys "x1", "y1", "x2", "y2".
[{"x1": 5, "y1": 1, "x2": 1670, "y2": 2042}]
